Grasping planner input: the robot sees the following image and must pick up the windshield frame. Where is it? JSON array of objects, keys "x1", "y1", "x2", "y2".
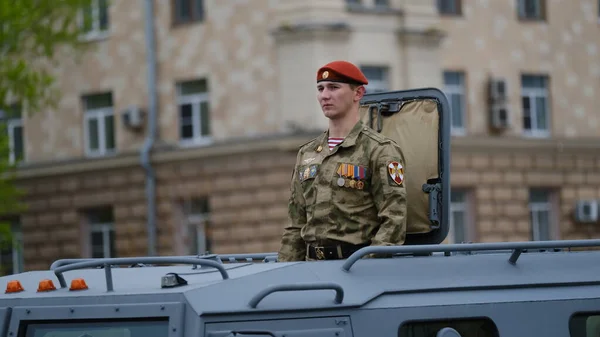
[{"x1": 7, "y1": 302, "x2": 184, "y2": 337}]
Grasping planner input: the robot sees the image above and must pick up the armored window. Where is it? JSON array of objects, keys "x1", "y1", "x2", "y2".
[
  {"x1": 80, "y1": 0, "x2": 109, "y2": 39},
  {"x1": 83, "y1": 92, "x2": 116, "y2": 157},
  {"x1": 570, "y1": 313, "x2": 600, "y2": 337},
  {"x1": 86, "y1": 207, "x2": 116, "y2": 258},
  {"x1": 521, "y1": 74, "x2": 550, "y2": 137},
  {"x1": 23, "y1": 319, "x2": 169, "y2": 337},
  {"x1": 437, "y1": 0, "x2": 462, "y2": 16},
  {"x1": 529, "y1": 189, "x2": 554, "y2": 241},
  {"x1": 443, "y1": 71, "x2": 466, "y2": 135},
  {"x1": 177, "y1": 79, "x2": 212, "y2": 146},
  {"x1": 361, "y1": 66, "x2": 389, "y2": 94},
  {"x1": 399, "y1": 317, "x2": 499, "y2": 337},
  {"x1": 517, "y1": 0, "x2": 546, "y2": 20},
  {"x1": 173, "y1": 0, "x2": 205, "y2": 24}
]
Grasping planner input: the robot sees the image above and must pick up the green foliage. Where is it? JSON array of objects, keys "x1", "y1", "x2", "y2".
[
  {"x1": 0, "y1": 0, "x2": 96, "y2": 261},
  {"x1": 0, "y1": 0, "x2": 95, "y2": 113}
]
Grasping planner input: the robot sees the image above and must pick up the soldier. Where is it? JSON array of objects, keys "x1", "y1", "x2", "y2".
[{"x1": 277, "y1": 60, "x2": 408, "y2": 262}]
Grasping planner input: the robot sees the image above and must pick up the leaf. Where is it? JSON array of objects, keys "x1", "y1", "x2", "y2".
[{"x1": 0, "y1": 1, "x2": 94, "y2": 245}]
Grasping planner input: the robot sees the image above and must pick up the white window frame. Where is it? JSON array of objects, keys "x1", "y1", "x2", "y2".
[
  {"x1": 443, "y1": 71, "x2": 466, "y2": 135},
  {"x1": 517, "y1": 0, "x2": 543, "y2": 19},
  {"x1": 448, "y1": 191, "x2": 468, "y2": 244},
  {"x1": 521, "y1": 75, "x2": 550, "y2": 138},
  {"x1": 183, "y1": 199, "x2": 210, "y2": 255},
  {"x1": 79, "y1": 0, "x2": 109, "y2": 40},
  {"x1": 529, "y1": 193, "x2": 552, "y2": 241},
  {"x1": 7, "y1": 117, "x2": 23, "y2": 164},
  {"x1": 90, "y1": 222, "x2": 114, "y2": 258},
  {"x1": 188, "y1": 214, "x2": 209, "y2": 255},
  {"x1": 177, "y1": 86, "x2": 212, "y2": 147},
  {"x1": 360, "y1": 66, "x2": 389, "y2": 94},
  {"x1": 0, "y1": 222, "x2": 24, "y2": 275},
  {"x1": 11, "y1": 226, "x2": 23, "y2": 274},
  {"x1": 374, "y1": 0, "x2": 390, "y2": 8},
  {"x1": 438, "y1": 0, "x2": 462, "y2": 15},
  {"x1": 84, "y1": 106, "x2": 115, "y2": 157}
]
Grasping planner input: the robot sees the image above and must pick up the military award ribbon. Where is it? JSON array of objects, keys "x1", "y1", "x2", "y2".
[
  {"x1": 337, "y1": 164, "x2": 366, "y2": 189},
  {"x1": 336, "y1": 164, "x2": 346, "y2": 187}
]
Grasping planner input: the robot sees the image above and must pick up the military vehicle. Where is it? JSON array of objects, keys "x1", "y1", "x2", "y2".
[{"x1": 1, "y1": 88, "x2": 599, "y2": 337}]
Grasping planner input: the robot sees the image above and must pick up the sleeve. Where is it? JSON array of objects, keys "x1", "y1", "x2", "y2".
[
  {"x1": 369, "y1": 143, "x2": 407, "y2": 247},
  {"x1": 277, "y1": 151, "x2": 308, "y2": 262}
]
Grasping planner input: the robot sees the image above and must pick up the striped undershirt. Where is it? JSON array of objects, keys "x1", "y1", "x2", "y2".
[{"x1": 328, "y1": 137, "x2": 344, "y2": 150}]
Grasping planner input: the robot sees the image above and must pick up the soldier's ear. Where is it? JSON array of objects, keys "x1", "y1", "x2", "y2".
[{"x1": 354, "y1": 85, "x2": 366, "y2": 101}]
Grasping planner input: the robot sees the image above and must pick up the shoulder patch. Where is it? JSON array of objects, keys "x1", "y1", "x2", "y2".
[
  {"x1": 387, "y1": 161, "x2": 404, "y2": 185},
  {"x1": 361, "y1": 126, "x2": 391, "y2": 144}
]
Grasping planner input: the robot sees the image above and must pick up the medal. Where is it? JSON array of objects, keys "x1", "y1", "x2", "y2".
[
  {"x1": 356, "y1": 181, "x2": 364, "y2": 190},
  {"x1": 337, "y1": 177, "x2": 345, "y2": 186},
  {"x1": 349, "y1": 180, "x2": 356, "y2": 188}
]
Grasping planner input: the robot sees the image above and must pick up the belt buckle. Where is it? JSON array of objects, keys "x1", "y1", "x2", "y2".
[{"x1": 314, "y1": 246, "x2": 326, "y2": 260}]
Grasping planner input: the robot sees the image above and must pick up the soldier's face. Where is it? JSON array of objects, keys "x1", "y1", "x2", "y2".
[{"x1": 316, "y1": 82, "x2": 363, "y2": 120}]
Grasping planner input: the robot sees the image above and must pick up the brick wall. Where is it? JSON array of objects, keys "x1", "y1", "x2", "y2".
[
  {"x1": 15, "y1": 136, "x2": 306, "y2": 271},
  {"x1": 13, "y1": 136, "x2": 600, "y2": 271},
  {"x1": 451, "y1": 137, "x2": 600, "y2": 244},
  {"x1": 154, "y1": 149, "x2": 297, "y2": 255}
]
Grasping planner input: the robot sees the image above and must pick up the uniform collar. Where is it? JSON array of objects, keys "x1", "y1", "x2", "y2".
[
  {"x1": 337, "y1": 119, "x2": 364, "y2": 148},
  {"x1": 313, "y1": 119, "x2": 364, "y2": 153}
]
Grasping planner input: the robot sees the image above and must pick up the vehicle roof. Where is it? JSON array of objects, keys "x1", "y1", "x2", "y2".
[{"x1": 2, "y1": 241, "x2": 600, "y2": 316}]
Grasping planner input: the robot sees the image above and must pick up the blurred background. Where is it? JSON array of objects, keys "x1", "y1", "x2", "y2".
[{"x1": 0, "y1": 0, "x2": 599, "y2": 274}]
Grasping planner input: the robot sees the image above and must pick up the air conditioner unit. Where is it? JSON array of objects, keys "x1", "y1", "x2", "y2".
[
  {"x1": 489, "y1": 103, "x2": 510, "y2": 129},
  {"x1": 574, "y1": 200, "x2": 599, "y2": 223},
  {"x1": 122, "y1": 105, "x2": 145, "y2": 129},
  {"x1": 489, "y1": 78, "x2": 507, "y2": 102}
]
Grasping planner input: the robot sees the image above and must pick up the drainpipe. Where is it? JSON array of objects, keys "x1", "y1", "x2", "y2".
[{"x1": 142, "y1": 0, "x2": 158, "y2": 256}]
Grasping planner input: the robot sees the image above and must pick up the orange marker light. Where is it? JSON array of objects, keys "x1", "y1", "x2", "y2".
[
  {"x1": 5, "y1": 280, "x2": 24, "y2": 293},
  {"x1": 69, "y1": 278, "x2": 88, "y2": 291},
  {"x1": 37, "y1": 279, "x2": 57, "y2": 292}
]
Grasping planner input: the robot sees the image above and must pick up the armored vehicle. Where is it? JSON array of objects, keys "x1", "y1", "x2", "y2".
[{"x1": 1, "y1": 88, "x2": 599, "y2": 337}]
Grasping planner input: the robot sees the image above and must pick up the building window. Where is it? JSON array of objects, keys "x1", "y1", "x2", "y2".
[
  {"x1": 521, "y1": 74, "x2": 549, "y2": 137},
  {"x1": 1, "y1": 104, "x2": 24, "y2": 164},
  {"x1": 83, "y1": 92, "x2": 115, "y2": 156},
  {"x1": 87, "y1": 207, "x2": 116, "y2": 258},
  {"x1": 177, "y1": 79, "x2": 211, "y2": 145},
  {"x1": 374, "y1": 0, "x2": 389, "y2": 7},
  {"x1": 360, "y1": 66, "x2": 389, "y2": 94},
  {"x1": 448, "y1": 190, "x2": 469, "y2": 243},
  {"x1": 437, "y1": 0, "x2": 462, "y2": 16},
  {"x1": 443, "y1": 71, "x2": 466, "y2": 135},
  {"x1": 173, "y1": 0, "x2": 205, "y2": 24},
  {"x1": 529, "y1": 189, "x2": 553, "y2": 241},
  {"x1": 517, "y1": 0, "x2": 546, "y2": 20},
  {"x1": 183, "y1": 198, "x2": 211, "y2": 255},
  {"x1": 81, "y1": 0, "x2": 109, "y2": 38},
  {"x1": 0, "y1": 220, "x2": 24, "y2": 276}
]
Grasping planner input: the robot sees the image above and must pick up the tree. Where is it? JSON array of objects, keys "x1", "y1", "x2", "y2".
[{"x1": 0, "y1": 0, "x2": 95, "y2": 274}]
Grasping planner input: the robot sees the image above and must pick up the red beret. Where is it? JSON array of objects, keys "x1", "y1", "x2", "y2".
[{"x1": 316, "y1": 60, "x2": 369, "y2": 85}]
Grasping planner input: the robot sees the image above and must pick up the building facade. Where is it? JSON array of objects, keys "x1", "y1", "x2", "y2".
[{"x1": 1, "y1": 0, "x2": 599, "y2": 273}]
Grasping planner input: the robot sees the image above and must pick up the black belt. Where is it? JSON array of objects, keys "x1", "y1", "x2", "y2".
[{"x1": 307, "y1": 243, "x2": 368, "y2": 260}]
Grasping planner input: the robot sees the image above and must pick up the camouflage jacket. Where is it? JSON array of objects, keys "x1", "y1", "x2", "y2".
[{"x1": 278, "y1": 120, "x2": 407, "y2": 262}]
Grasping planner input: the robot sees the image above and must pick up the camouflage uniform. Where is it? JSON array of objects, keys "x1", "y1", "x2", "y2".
[{"x1": 278, "y1": 119, "x2": 407, "y2": 262}]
